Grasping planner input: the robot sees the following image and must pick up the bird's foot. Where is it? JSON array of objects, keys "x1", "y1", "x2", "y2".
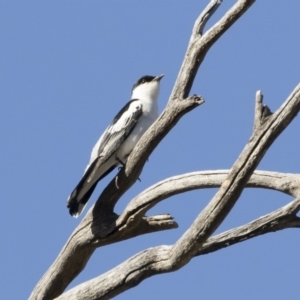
[{"x1": 117, "y1": 157, "x2": 141, "y2": 181}]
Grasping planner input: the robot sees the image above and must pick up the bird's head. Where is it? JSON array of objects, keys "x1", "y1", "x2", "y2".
[{"x1": 131, "y1": 74, "x2": 164, "y2": 101}]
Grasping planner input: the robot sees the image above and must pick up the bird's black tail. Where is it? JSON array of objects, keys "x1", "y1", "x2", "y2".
[
  {"x1": 67, "y1": 183, "x2": 97, "y2": 218},
  {"x1": 67, "y1": 157, "x2": 117, "y2": 217}
]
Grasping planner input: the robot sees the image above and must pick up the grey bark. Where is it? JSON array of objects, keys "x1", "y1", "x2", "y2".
[{"x1": 29, "y1": 0, "x2": 300, "y2": 299}]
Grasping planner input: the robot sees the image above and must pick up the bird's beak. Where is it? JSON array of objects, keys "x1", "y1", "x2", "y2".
[{"x1": 153, "y1": 74, "x2": 164, "y2": 82}]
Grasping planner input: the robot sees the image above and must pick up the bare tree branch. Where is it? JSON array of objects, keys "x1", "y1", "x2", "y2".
[
  {"x1": 55, "y1": 80, "x2": 300, "y2": 299},
  {"x1": 254, "y1": 90, "x2": 263, "y2": 131},
  {"x1": 198, "y1": 198, "x2": 300, "y2": 255},
  {"x1": 117, "y1": 170, "x2": 300, "y2": 226},
  {"x1": 56, "y1": 195, "x2": 300, "y2": 300},
  {"x1": 170, "y1": 0, "x2": 255, "y2": 101},
  {"x1": 194, "y1": 0, "x2": 222, "y2": 36},
  {"x1": 168, "y1": 82, "x2": 300, "y2": 262},
  {"x1": 120, "y1": 168, "x2": 300, "y2": 256}
]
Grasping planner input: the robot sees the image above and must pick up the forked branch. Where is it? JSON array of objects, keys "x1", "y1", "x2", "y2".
[{"x1": 56, "y1": 83, "x2": 300, "y2": 299}]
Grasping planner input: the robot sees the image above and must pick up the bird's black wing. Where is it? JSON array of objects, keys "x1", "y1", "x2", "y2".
[
  {"x1": 96, "y1": 99, "x2": 143, "y2": 161},
  {"x1": 67, "y1": 99, "x2": 143, "y2": 217}
]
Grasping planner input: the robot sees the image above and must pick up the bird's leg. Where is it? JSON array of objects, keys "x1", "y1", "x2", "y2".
[
  {"x1": 116, "y1": 157, "x2": 141, "y2": 182},
  {"x1": 116, "y1": 157, "x2": 125, "y2": 170}
]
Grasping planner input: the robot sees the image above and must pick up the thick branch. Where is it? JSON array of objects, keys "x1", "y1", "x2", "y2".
[
  {"x1": 56, "y1": 80, "x2": 300, "y2": 299},
  {"x1": 117, "y1": 170, "x2": 300, "y2": 226},
  {"x1": 168, "y1": 83, "x2": 300, "y2": 264},
  {"x1": 198, "y1": 198, "x2": 300, "y2": 255},
  {"x1": 170, "y1": 0, "x2": 256, "y2": 101},
  {"x1": 57, "y1": 198, "x2": 300, "y2": 300}
]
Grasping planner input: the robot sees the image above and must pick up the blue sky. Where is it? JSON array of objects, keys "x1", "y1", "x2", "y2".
[{"x1": 1, "y1": 1, "x2": 300, "y2": 299}]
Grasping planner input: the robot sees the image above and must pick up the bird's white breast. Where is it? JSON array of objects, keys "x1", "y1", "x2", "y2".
[
  {"x1": 88, "y1": 78, "x2": 160, "y2": 167},
  {"x1": 116, "y1": 113, "x2": 157, "y2": 162}
]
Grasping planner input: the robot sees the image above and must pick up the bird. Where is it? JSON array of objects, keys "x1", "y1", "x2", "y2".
[{"x1": 67, "y1": 74, "x2": 164, "y2": 217}]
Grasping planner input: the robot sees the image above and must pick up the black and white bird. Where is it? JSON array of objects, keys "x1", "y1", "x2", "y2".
[{"x1": 67, "y1": 74, "x2": 164, "y2": 217}]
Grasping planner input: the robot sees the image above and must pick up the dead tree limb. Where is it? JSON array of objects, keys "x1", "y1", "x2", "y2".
[
  {"x1": 118, "y1": 170, "x2": 300, "y2": 225},
  {"x1": 55, "y1": 83, "x2": 300, "y2": 299}
]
